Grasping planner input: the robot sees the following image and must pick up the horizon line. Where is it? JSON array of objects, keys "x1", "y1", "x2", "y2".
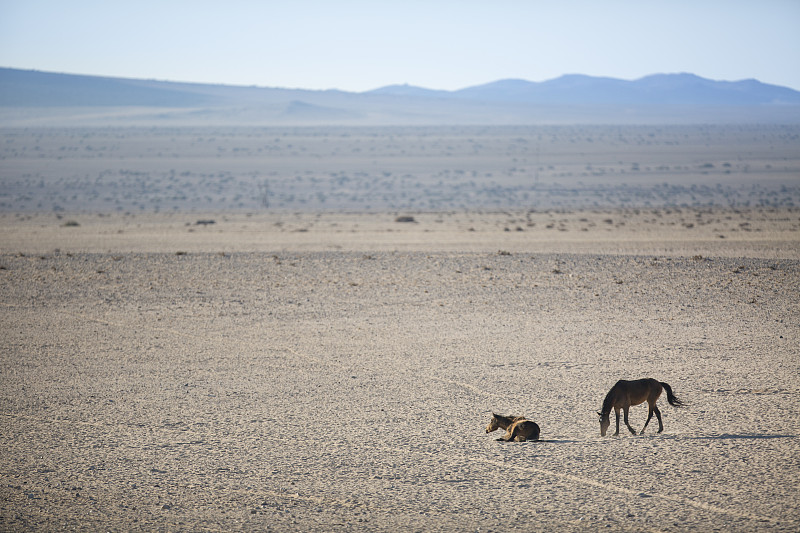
[{"x1": 2, "y1": 66, "x2": 798, "y2": 94}]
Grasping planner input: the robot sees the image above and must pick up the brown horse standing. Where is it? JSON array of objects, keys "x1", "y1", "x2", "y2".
[
  {"x1": 486, "y1": 413, "x2": 540, "y2": 442},
  {"x1": 597, "y1": 378, "x2": 684, "y2": 436}
]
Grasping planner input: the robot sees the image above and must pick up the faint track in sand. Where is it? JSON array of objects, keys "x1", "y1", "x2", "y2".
[
  {"x1": 475, "y1": 456, "x2": 777, "y2": 525},
  {"x1": 427, "y1": 374, "x2": 781, "y2": 525},
  {"x1": 275, "y1": 348, "x2": 783, "y2": 526},
  {"x1": 382, "y1": 362, "x2": 781, "y2": 526}
]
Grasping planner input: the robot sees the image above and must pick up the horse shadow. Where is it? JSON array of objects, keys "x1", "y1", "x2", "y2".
[
  {"x1": 493, "y1": 439, "x2": 580, "y2": 444},
  {"x1": 674, "y1": 433, "x2": 797, "y2": 441}
]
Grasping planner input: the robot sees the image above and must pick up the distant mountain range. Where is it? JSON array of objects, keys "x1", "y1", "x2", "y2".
[
  {"x1": 370, "y1": 73, "x2": 800, "y2": 106},
  {"x1": 2, "y1": 67, "x2": 799, "y2": 126}
]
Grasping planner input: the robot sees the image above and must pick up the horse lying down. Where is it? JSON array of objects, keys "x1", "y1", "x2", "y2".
[{"x1": 486, "y1": 413, "x2": 540, "y2": 442}]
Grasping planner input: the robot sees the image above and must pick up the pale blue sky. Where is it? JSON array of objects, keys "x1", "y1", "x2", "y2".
[{"x1": 1, "y1": 0, "x2": 799, "y2": 92}]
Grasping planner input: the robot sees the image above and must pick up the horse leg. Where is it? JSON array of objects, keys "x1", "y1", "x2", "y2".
[
  {"x1": 508, "y1": 424, "x2": 528, "y2": 442},
  {"x1": 614, "y1": 408, "x2": 621, "y2": 436},
  {"x1": 623, "y1": 407, "x2": 636, "y2": 435},
  {"x1": 641, "y1": 404, "x2": 654, "y2": 434},
  {"x1": 654, "y1": 405, "x2": 663, "y2": 433},
  {"x1": 497, "y1": 428, "x2": 514, "y2": 441}
]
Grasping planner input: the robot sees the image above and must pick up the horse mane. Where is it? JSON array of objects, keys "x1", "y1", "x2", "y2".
[{"x1": 600, "y1": 388, "x2": 616, "y2": 416}]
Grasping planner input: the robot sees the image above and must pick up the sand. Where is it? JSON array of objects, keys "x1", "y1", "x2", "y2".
[
  {"x1": 1, "y1": 208, "x2": 798, "y2": 532},
  {"x1": 3, "y1": 208, "x2": 800, "y2": 258},
  {"x1": 1, "y1": 125, "x2": 799, "y2": 531}
]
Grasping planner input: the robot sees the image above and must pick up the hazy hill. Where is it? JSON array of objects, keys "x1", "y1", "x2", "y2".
[
  {"x1": 444, "y1": 73, "x2": 800, "y2": 105},
  {"x1": 0, "y1": 68, "x2": 214, "y2": 107},
  {"x1": 1, "y1": 67, "x2": 799, "y2": 125}
]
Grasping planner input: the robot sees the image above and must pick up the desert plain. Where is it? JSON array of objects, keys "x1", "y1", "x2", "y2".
[{"x1": 1, "y1": 125, "x2": 799, "y2": 531}]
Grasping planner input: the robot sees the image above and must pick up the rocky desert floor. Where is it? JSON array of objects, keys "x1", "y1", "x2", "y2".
[
  {"x1": 1, "y1": 208, "x2": 799, "y2": 532},
  {"x1": 1, "y1": 125, "x2": 799, "y2": 531}
]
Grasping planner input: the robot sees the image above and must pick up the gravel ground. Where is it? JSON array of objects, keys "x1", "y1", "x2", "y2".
[{"x1": 1, "y1": 239, "x2": 798, "y2": 531}]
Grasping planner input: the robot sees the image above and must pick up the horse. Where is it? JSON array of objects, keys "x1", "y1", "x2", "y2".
[
  {"x1": 597, "y1": 378, "x2": 684, "y2": 436},
  {"x1": 485, "y1": 413, "x2": 540, "y2": 442}
]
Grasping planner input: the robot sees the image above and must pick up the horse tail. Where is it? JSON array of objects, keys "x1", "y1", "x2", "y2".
[{"x1": 660, "y1": 381, "x2": 685, "y2": 407}]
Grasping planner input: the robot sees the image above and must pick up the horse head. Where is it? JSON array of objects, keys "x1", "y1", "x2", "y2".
[
  {"x1": 598, "y1": 411, "x2": 611, "y2": 436},
  {"x1": 486, "y1": 413, "x2": 500, "y2": 433},
  {"x1": 486, "y1": 413, "x2": 501, "y2": 433}
]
